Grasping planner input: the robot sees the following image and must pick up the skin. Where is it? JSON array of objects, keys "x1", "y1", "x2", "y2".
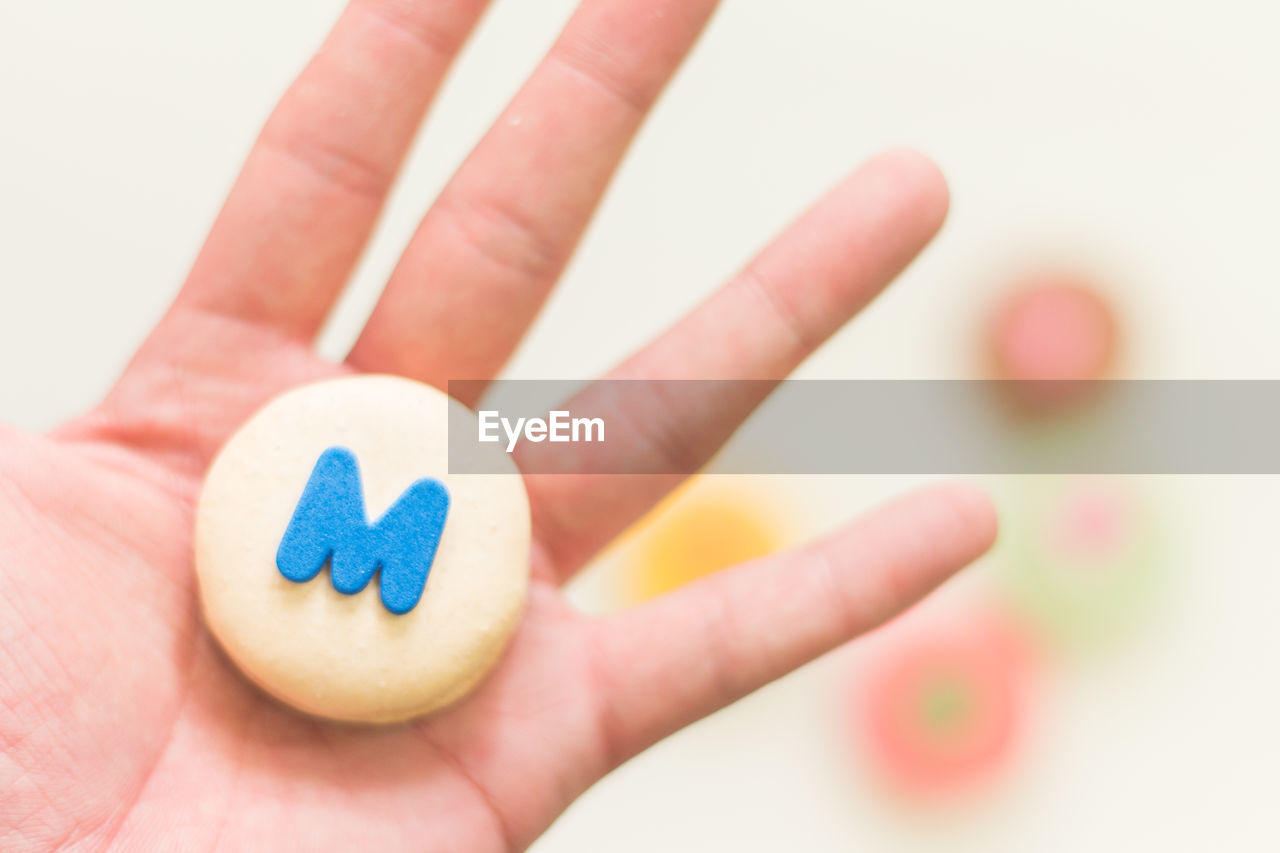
[{"x1": 0, "y1": 1, "x2": 998, "y2": 851}]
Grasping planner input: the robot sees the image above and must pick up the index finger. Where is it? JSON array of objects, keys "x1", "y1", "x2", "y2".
[{"x1": 170, "y1": 0, "x2": 493, "y2": 339}]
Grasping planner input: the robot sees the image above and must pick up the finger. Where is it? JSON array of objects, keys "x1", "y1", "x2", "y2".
[
  {"x1": 587, "y1": 483, "x2": 998, "y2": 766},
  {"x1": 527, "y1": 150, "x2": 951, "y2": 575},
  {"x1": 348, "y1": 0, "x2": 722, "y2": 394},
  {"x1": 170, "y1": 0, "x2": 492, "y2": 339}
]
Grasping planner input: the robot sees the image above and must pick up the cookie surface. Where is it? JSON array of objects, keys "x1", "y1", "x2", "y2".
[{"x1": 195, "y1": 375, "x2": 530, "y2": 723}]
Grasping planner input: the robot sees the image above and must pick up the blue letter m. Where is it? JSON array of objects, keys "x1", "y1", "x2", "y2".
[{"x1": 276, "y1": 447, "x2": 450, "y2": 615}]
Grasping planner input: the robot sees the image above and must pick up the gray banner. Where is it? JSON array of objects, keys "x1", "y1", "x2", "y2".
[{"x1": 446, "y1": 380, "x2": 1280, "y2": 475}]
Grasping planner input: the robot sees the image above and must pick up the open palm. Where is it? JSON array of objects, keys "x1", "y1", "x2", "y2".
[{"x1": 0, "y1": 2, "x2": 996, "y2": 851}]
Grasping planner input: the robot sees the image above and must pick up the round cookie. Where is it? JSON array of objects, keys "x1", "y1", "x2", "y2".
[
  {"x1": 195, "y1": 375, "x2": 531, "y2": 723},
  {"x1": 985, "y1": 275, "x2": 1118, "y2": 412}
]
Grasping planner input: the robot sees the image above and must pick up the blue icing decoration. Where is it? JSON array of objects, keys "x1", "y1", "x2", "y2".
[{"x1": 276, "y1": 446, "x2": 450, "y2": 615}]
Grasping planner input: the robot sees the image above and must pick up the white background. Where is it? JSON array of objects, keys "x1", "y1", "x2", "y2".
[{"x1": 3, "y1": 1, "x2": 1280, "y2": 849}]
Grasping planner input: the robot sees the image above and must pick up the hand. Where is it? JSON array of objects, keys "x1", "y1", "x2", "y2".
[{"x1": 0, "y1": 2, "x2": 996, "y2": 850}]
